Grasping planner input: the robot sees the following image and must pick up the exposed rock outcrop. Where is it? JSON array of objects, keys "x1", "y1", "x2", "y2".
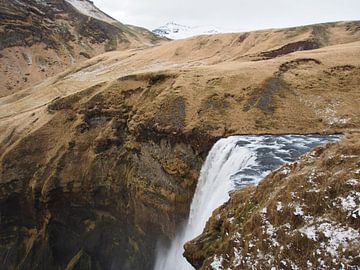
[
  {"x1": 0, "y1": 75, "x2": 209, "y2": 270},
  {"x1": 0, "y1": 0, "x2": 162, "y2": 96},
  {"x1": 184, "y1": 133, "x2": 360, "y2": 269}
]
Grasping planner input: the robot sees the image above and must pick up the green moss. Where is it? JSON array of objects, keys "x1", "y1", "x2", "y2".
[
  {"x1": 243, "y1": 76, "x2": 288, "y2": 113},
  {"x1": 202, "y1": 232, "x2": 220, "y2": 252},
  {"x1": 312, "y1": 24, "x2": 330, "y2": 45},
  {"x1": 105, "y1": 36, "x2": 118, "y2": 52},
  {"x1": 235, "y1": 201, "x2": 256, "y2": 225},
  {"x1": 284, "y1": 25, "x2": 309, "y2": 39}
]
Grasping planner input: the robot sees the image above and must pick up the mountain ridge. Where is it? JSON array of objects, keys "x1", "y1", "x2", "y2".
[
  {"x1": 0, "y1": 0, "x2": 162, "y2": 97},
  {"x1": 153, "y1": 22, "x2": 221, "y2": 39}
]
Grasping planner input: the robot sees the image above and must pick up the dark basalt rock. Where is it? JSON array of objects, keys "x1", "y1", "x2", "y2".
[
  {"x1": 258, "y1": 40, "x2": 320, "y2": 60},
  {"x1": 0, "y1": 0, "x2": 129, "y2": 50}
]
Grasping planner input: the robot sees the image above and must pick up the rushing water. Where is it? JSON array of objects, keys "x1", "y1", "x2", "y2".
[{"x1": 154, "y1": 135, "x2": 340, "y2": 270}]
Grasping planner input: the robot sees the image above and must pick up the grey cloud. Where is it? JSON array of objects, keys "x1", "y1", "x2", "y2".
[{"x1": 93, "y1": 0, "x2": 360, "y2": 31}]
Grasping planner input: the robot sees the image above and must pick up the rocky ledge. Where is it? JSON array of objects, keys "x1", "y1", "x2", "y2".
[
  {"x1": 0, "y1": 73, "x2": 217, "y2": 270},
  {"x1": 184, "y1": 133, "x2": 360, "y2": 269}
]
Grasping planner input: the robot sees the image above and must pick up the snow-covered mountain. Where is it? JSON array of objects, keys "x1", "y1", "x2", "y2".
[
  {"x1": 153, "y1": 22, "x2": 221, "y2": 39},
  {"x1": 65, "y1": 0, "x2": 117, "y2": 24}
]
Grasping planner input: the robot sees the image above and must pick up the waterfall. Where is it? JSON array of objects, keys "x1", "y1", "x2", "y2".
[{"x1": 154, "y1": 135, "x2": 340, "y2": 270}]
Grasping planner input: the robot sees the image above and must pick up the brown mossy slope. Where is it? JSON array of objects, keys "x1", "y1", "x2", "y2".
[
  {"x1": 184, "y1": 133, "x2": 360, "y2": 269},
  {"x1": 0, "y1": 75, "x2": 205, "y2": 270},
  {"x1": 0, "y1": 0, "x2": 161, "y2": 97},
  {"x1": 0, "y1": 21, "x2": 360, "y2": 269}
]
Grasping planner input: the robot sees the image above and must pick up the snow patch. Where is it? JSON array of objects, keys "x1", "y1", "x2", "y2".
[
  {"x1": 211, "y1": 255, "x2": 224, "y2": 270},
  {"x1": 279, "y1": 166, "x2": 291, "y2": 175},
  {"x1": 300, "y1": 221, "x2": 360, "y2": 257},
  {"x1": 319, "y1": 223, "x2": 360, "y2": 257},
  {"x1": 294, "y1": 205, "x2": 304, "y2": 216},
  {"x1": 300, "y1": 98, "x2": 351, "y2": 127},
  {"x1": 65, "y1": 0, "x2": 116, "y2": 24},
  {"x1": 308, "y1": 187, "x2": 321, "y2": 193},
  {"x1": 291, "y1": 192, "x2": 297, "y2": 199},
  {"x1": 340, "y1": 154, "x2": 358, "y2": 160},
  {"x1": 153, "y1": 22, "x2": 223, "y2": 39},
  {"x1": 228, "y1": 217, "x2": 235, "y2": 223},
  {"x1": 232, "y1": 232, "x2": 242, "y2": 244},
  {"x1": 339, "y1": 191, "x2": 360, "y2": 218},
  {"x1": 232, "y1": 248, "x2": 242, "y2": 267},
  {"x1": 307, "y1": 170, "x2": 318, "y2": 182},
  {"x1": 300, "y1": 226, "x2": 317, "y2": 241},
  {"x1": 346, "y1": 178, "x2": 359, "y2": 186}
]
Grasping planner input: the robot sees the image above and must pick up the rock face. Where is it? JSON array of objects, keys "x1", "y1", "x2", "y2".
[
  {"x1": 0, "y1": 21, "x2": 360, "y2": 269},
  {"x1": 184, "y1": 133, "x2": 360, "y2": 269},
  {"x1": 0, "y1": 0, "x2": 161, "y2": 96},
  {"x1": 0, "y1": 74, "x2": 210, "y2": 270}
]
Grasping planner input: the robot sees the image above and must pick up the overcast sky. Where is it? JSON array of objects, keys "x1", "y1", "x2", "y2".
[{"x1": 93, "y1": 0, "x2": 360, "y2": 31}]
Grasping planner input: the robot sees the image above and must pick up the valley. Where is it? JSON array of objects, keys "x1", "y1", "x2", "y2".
[{"x1": 0, "y1": 2, "x2": 359, "y2": 269}]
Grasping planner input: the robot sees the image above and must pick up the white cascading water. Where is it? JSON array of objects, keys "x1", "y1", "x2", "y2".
[{"x1": 154, "y1": 135, "x2": 340, "y2": 270}]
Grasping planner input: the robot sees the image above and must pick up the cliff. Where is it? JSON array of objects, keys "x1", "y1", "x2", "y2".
[
  {"x1": 184, "y1": 133, "x2": 360, "y2": 269},
  {"x1": 0, "y1": 21, "x2": 360, "y2": 269}
]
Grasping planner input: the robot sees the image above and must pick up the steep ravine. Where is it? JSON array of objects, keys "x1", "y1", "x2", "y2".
[{"x1": 0, "y1": 75, "x2": 213, "y2": 270}]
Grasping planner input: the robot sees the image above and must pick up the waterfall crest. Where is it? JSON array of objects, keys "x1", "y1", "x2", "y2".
[{"x1": 154, "y1": 135, "x2": 340, "y2": 270}]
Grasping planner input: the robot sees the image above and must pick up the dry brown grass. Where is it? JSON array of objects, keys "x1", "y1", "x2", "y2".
[
  {"x1": 1, "y1": 21, "x2": 360, "y2": 269},
  {"x1": 184, "y1": 133, "x2": 360, "y2": 269},
  {"x1": 2, "y1": 37, "x2": 360, "y2": 155}
]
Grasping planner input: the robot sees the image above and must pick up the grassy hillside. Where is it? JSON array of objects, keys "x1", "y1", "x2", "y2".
[
  {"x1": 184, "y1": 133, "x2": 360, "y2": 269},
  {"x1": 0, "y1": 21, "x2": 359, "y2": 269},
  {"x1": 0, "y1": 0, "x2": 162, "y2": 97}
]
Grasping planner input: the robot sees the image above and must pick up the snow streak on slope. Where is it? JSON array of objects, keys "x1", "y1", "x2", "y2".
[
  {"x1": 153, "y1": 22, "x2": 221, "y2": 39},
  {"x1": 65, "y1": 0, "x2": 116, "y2": 24},
  {"x1": 154, "y1": 135, "x2": 340, "y2": 270}
]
